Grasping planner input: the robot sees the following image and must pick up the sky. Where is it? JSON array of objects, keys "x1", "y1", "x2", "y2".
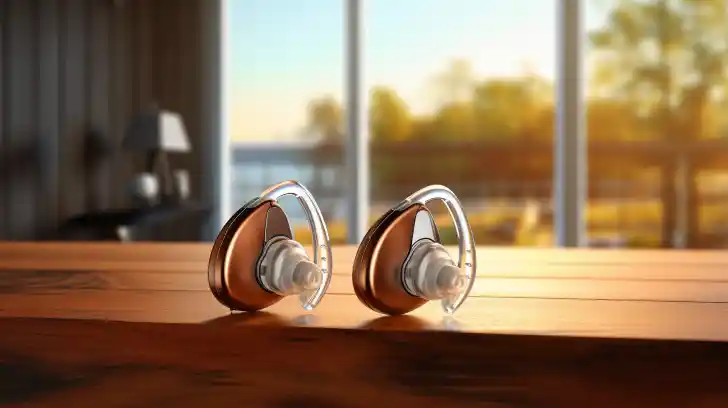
[{"x1": 226, "y1": 0, "x2": 606, "y2": 141}]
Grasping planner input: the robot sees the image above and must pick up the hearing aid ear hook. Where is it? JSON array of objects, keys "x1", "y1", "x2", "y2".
[
  {"x1": 351, "y1": 184, "x2": 476, "y2": 316},
  {"x1": 251, "y1": 181, "x2": 332, "y2": 310},
  {"x1": 395, "y1": 185, "x2": 476, "y2": 315}
]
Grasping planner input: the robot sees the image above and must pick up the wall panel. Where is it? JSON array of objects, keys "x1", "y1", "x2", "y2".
[
  {"x1": 37, "y1": 0, "x2": 61, "y2": 237},
  {"x1": 0, "y1": 0, "x2": 211, "y2": 240},
  {"x1": 60, "y1": 0, "x2": 88, "y2": 221},
  {"x1": 88, "y1": 0, "x2": 111, "y2": 211},
  {"x1": 0, "y1": 1, "x2": 5, "y2": 238},
  {"x1": 5, "y1": 0, "x2": 37, "y2": 240}
]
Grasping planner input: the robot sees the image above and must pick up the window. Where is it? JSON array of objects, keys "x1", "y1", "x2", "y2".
[
  {"x1": 366, "y1": 0, "x2": 557, "y2": 246},
  {"x1": 222, "y1": 0, "x2": 728, "y2": 249},
  {"x1": 586, "y1": 0, "x2": 728, "y2": 249},
  {"x1": 225, "y1": 0, "x2": 348, "y2": 244}
]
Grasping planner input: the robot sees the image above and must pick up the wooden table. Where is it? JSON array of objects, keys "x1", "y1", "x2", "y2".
[{"x1": 2, "y1": 243, "x2": 728, "y2": 407}]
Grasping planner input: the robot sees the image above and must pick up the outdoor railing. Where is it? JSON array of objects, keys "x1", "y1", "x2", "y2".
[{"x1": 230, "y1": 140, "x2": 728, "y2": 247}]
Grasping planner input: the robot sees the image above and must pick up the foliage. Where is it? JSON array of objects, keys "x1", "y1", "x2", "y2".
[
  {"x1": 303, "y1": 0, "x2": 728, "y2": 146},
  {"x1": 293, "y1": 201, "x2": 728, "y2": 247},
  {"x1": 306, "y1": 96, "x2": 343, "y2": 141},
  {"x1": 588, "y1": 0, "x2": 728, "y2": 141},
  {"x1": 294, "y1": 0, "x2": 728, "y2": 246},
  {"x1": 370, "y1": 86, "x2": 413, "y2": 142}
]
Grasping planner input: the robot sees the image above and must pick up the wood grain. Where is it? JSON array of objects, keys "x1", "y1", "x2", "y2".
[
  {"x1": 3, "y1": 242, "x2": 728, "y2": 301},
  {"x1": 2, "y1": 242, "x2": 728, "y2": 407},
  {"x1": 3, "y1": 317, "x2": 728, "y2": 408}
]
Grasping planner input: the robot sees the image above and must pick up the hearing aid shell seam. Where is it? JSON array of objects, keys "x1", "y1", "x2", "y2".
[
  {"x1": 207, "y1": 198, "x2": 260, "y2": 306},
  {"x1": 351, "y1": 208, "x2": 397, "y2": 313}
]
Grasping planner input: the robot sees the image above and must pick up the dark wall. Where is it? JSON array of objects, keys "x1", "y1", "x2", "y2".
[{"x1": 0, "y1": 0, "x2": 214, "y2": 240}]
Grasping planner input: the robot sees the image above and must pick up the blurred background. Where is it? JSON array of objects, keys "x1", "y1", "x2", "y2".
[
  {"x1": 230, "y1": 0, "x2": 728, "y2": 249},
  {"x1": 2, "y1": 0, "x2": 728, "y2": 249}
]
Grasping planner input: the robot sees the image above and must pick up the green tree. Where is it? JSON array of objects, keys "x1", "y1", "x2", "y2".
[
  {"x1": 431, "y1": 102, "x2": 476, "y2": 141},
  {"x1": 589, "y1": 0, "x2": 728, "y2": 140},
  {"x1": 305, "y1": 96, "x2": 343, "y2": 223},
  {"x1": 306, "y1": 96, "x2": 343, "y2": 141},
  {"x1": 472, "y1": 79, "x2": 543, "y2": 140},
  {"x1": 589, "y1": 0, "x2": 728, "y2": 247},
  {"x1": 370, "y1": 86, "x2": 413, "y2": 142}
]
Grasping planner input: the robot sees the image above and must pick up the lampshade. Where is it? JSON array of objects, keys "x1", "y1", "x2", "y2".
[{"x1": 123, "y1": 109, "x2": 191, "y2": 153}]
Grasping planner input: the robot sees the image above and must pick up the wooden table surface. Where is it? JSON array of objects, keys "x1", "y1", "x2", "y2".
[{"x1": 2, "y1": 242, "x2": 728, "y2": 407}]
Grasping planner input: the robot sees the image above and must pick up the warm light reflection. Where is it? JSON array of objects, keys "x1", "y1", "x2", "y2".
[{"x1": 227, "y1": 0, "x2": 728, "y2": 249}]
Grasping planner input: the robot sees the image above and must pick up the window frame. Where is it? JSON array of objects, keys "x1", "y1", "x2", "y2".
[
  {"x1": 554, "y1": 0, "x2": 587, "y2": 246},
  {"x1": 212, "y1": 0, "x2": 588, "y2": 247}
]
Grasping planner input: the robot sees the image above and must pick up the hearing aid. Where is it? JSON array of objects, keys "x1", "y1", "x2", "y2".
[
  {"x1": 352, "y1": 185, "x2": 476, "y2": 316},
  {"x1": 208, "y1": 180, "x2": 332, "y2": 312}
]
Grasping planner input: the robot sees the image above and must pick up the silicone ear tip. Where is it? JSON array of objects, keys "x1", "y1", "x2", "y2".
[
  {"x1": 436, "y1": 264, "x2": 466, "y2": 295},
  {"x1": 293, "y1": 261, "x2": 322, "y2": 291}
]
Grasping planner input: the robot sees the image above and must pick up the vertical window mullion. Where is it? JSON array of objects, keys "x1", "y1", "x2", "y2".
[
  {"x1": 206, "y1": 0, "x2": 228, "y2": 239},
  {"x1": 554, "y1": 0, "x2": 587, "y2": 247},
  {"x1": 344, "y1": 0, "x2": 370, "y2": 244}
]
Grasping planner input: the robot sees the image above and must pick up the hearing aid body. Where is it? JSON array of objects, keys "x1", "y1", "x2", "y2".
[
  {"x1": 208, "y1": 181, "x2": 332, "y2": 312},
  {"x1": 353, "y1": 185, "x2": 476, "y2": 316}
]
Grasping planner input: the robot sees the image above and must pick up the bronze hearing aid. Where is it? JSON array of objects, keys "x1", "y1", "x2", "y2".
[
  {"x1": 208, "y1": 180, "x2": 332, "y2": 312},
  {"x1": 352, "y1": 185, "x2": 476, "y2": 316}
]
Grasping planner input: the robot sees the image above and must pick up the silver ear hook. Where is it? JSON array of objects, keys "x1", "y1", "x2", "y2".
[
  {"x1": 396, "y1": 185, "x2": 476, "y2": 315},
  {"x1": 253, "y1": 180, "x2": 332, "y2": 310}
]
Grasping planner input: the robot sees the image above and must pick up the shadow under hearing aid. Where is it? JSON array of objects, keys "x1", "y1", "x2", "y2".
[
  {"x1": 359, "y1": 315, "x2": 464, "y2": 332},
  {"x1": 359, "y1": 315, "x2": 434, "y2": 331},
  {"x1": 204, "y1": 311, "x2": 291, "y2": 327}
]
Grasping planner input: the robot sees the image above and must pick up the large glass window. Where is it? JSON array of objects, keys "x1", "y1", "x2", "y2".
[
  {"x1": 586, "y1": 0, "x2": 728, "y2": 248},
  {"x1": 226, "y1": 0, "x2": 347, "y2": 244},
  {"x1": 366, "y1": 0, "x2": 557, "y2": 246},
  {"x1": 223, "y1": 0, "x2": 728, "y2": 249}
]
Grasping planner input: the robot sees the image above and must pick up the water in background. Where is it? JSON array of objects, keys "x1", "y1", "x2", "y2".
[
  {"x1": 230, "y1": 159, "x2": 529, "y2": 226},
  {"x1": 231, "y1": 162, "x2": 344, "y2": 224}
]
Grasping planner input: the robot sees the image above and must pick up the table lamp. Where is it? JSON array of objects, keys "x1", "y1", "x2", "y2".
[{"x1": 123, "y1": 107, "x2": 191, "y2": 203}]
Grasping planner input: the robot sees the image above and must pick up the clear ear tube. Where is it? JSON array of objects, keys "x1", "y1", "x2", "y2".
[{"x1": 397, "y1": 185, "x2": 476, "y2": 315}]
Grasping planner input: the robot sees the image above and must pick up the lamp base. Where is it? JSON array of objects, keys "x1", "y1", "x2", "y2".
[{"x1": 146, "y1": 150, "x2": 175, "y2": 201}]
